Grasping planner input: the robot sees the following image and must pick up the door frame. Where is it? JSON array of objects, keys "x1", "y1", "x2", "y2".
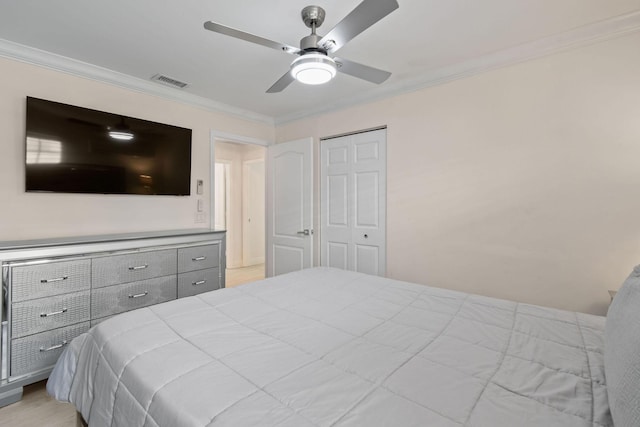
[{"x1": 209, "y1": 130, "x2": 270, "y2": 229}]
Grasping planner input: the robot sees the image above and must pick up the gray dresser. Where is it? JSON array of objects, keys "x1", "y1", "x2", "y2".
[{"x1": 0, "y1": 229, "x2": 226, "y2": 406}]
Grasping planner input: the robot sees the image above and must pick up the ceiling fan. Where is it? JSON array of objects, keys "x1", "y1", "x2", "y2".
[
  {"x1": 203, "y1": 0, "x2": 399, "y2": 93},
  {"x1": 69, "y1": 116, "x2": 135, "y2": 141}
]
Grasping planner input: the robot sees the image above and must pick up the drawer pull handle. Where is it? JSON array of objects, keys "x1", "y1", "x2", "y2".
[
  {"x1": 192, "y1": 280, "x2": 207, "y2": 286},
  {"x1": 40, "y1": 340, "x2": 68, "y2": 352},
  {"x1": 128, "y1": 264, "x2": 148, "y2": 271},
  {"x1": 192, "y1": 256, "x2": 207, "y2": 261},
  {"x1": 128, "y1": 291, "x2": 149, "y2": 299},
  {"x1": 40, "y1": 276, "x2": 68, "y2": 284},
  {"x1": 40, "y1": 308, "x2": 68, "y2": 318}
]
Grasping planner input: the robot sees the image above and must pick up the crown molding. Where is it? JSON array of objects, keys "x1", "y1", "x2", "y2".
[
  {"x1": 274, "y1": 10, "x2": 640, "y2": 125},
  {"x1": 210, "y1": 130, "x2": 271, "y2": 146},
  {"x1": 0, "y1": 39, "x2": 274, "y2": 126}
]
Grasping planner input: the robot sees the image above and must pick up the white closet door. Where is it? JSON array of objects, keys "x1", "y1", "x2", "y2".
[{"x1": 321, "y1": 129, "x2": 386, "y2": 276}]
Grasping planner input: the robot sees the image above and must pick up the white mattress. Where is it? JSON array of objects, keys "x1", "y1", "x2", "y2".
[{"x1": 47, "y1": 267, "x2": 611, "y2": 426}]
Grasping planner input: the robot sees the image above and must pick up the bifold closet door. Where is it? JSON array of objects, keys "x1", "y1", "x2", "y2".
[{"x1": 321, "y1": 129, "x2": 386, "y2": 276}]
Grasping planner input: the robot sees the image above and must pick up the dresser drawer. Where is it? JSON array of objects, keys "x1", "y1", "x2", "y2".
[
  {"x1": 91, "y1": 275, "x2": 177, "y2": 319},
  {"x1": 177, "y1": 268, "x2": 220, "y2": 298},
  {"x1": 10, "y1": 322, "x2": 89, "y2": 378},
  {"x1": 92, "y1": 249, "x2": 176, "y2": 288},
  {"x1": 11, "y1": 290, "x2": 91, "y2": 338},
  {"x1": 178, "y1": 244, "x2": 219, "y2": 273},
  {"x1": 11, "y1": 259, "x2": 91, "y2": 302}
]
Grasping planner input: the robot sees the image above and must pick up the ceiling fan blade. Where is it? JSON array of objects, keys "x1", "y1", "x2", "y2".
[
  {"x1": 204, "y1": 21, "x2": 301, "y2": 55},
  {"x1": 319, "y1": 0, "x2": 399, "y2": 53},
  {"x1": 334, "y1": 57, "x2": 391, "y2": 84},
  {"x1": 266, "y1": 71, "x2": 295, "y2": 93}
]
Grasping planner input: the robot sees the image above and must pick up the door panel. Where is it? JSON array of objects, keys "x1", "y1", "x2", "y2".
[
  {"x1": 328, "y1": 175, "x2": 348, "y2": 226},
  {"x1": 273, "y1": 245, "x2": 304, "y2": 276},
  {"x1": 328, "y1": 242, "x2": 349, "y2": 270},
  {"x1": 321, "y1": 129, "x2": 386, "y2": 276},
  {"x1": 355, "y1": 140, "x2": 379, "y2": 162},
  {"x1": 328, "y1": 146, "x2": 348, "y2": 165},
  {"x1": 266, "y1": 138, "x2": 313, "y2": 277},
  {"x1": 355, "y1": 171, "x2": 379, "y2": 227},
  {"x1": 274, "y1": 152, "x2": 304, "y2": 236},
  {"x1": 355, "y1": 244, "x2": 379, "y2": 275}
]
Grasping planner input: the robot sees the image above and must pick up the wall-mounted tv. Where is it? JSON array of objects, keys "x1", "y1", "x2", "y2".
[{"x1": 25, "y1": 97, "x2": 192, "y2": 196}]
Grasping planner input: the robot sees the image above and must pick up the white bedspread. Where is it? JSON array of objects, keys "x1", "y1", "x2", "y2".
[{"x1": 47, "y1": 267, "x2": 611, "y2": 426}]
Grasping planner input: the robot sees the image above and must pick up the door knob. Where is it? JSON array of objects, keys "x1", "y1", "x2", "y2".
[{"x1": 296, "y1": 229, "x2": 313, "y2": 236}]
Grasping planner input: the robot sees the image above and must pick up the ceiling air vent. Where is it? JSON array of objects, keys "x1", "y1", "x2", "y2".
[{"x1": 151, "y1": 74, "x2": 189, "y2": 89}]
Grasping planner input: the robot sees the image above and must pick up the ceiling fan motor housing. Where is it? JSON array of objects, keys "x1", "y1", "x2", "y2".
[
  {"x1": 300, "y1": 34, "x2": 324, "y2": 52},
  {"x1": 301, "y1": 6, "x2": 326, "y2": 29},
  {"x1": 300, "y1": 6, "x2": 328, "y2": 53}
]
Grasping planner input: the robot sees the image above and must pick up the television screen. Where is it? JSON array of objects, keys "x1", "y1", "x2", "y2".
[{"x1": 25, "y1": 97, "x2": 192, "y2": 196}]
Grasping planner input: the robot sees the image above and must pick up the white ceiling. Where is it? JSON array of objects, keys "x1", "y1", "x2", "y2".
[{"x1": 1, "y1": 1, "x2": 639, "y2": 124}]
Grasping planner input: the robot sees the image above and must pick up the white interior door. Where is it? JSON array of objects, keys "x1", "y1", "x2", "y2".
[
  {"x1": 242, "y1": 159, "x2": 265, "y2": 266},
  {"x1": 266, "y1": 138, "x2": 313, "y2": 277},
  {"x1": 321, "y1": 129, "x2": 386, "y2": 275}
]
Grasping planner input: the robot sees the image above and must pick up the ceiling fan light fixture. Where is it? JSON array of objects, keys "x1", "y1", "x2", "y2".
[
  {"x1": 108, "y1": 130, "x2": 134, "y2": 141},
  {"x1": 290, "y1": 53, "x2": 337, "y2": 85},
  {"x1": 108, "y1": 116, "x2": 134, "y2": 141}
]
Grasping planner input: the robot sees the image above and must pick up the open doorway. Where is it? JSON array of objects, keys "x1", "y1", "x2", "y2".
[{"x1": 214, "y1": 140, "x2": 266, "y2": 287}]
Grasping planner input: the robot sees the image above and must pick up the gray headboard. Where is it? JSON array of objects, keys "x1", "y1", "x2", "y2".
[{"x1": 604, "y1": 265, "x2": 640, "y2": 427}]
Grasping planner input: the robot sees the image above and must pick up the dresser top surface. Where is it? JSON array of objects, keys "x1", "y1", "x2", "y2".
[{"x1": 0, "y1": 229, "x2": 226, "y2": 252}]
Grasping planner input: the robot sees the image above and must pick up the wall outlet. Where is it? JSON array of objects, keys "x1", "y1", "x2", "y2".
[{"x1": 194, "y1": 213, "x2": 206, "y2": 223}]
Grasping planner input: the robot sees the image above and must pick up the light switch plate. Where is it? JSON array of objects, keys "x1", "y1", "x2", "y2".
[{"x1": 196, "y1": 179, "x2": 203, "y2": 195}]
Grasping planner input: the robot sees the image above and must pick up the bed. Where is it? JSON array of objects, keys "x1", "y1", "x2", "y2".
[{"x1": 47, "y1": 266, "x2": 640, "y2": 426}]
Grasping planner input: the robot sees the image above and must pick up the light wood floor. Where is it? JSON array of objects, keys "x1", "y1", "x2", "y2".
[
  {"x1": 225, "y1": 263, "x2": 265, "y2": 287},
  {"x1": 0, "y1": 264, "x2": 266, "y2": 426},
  {"x1": 0, "y1": 380, "x2": 76, "y2": 427}
]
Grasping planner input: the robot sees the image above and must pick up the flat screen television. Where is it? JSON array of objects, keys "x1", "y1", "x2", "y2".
[{"x1": 25, "y1": 97, "x2": 192, "y2": 195}]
